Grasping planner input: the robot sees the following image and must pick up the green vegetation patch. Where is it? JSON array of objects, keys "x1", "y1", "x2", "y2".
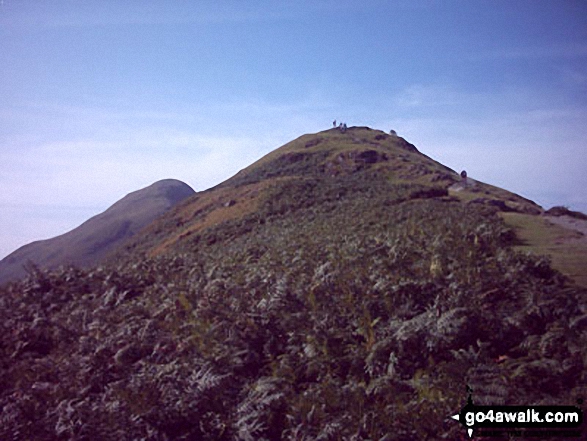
[{"x1": 502, "y1": 212, "x2": 587, "y2": 288}]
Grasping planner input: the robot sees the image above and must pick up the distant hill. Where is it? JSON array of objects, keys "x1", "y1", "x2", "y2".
[
  {"x1": 0, "y1": 127, "x2": 585, "y2": 440},
  {"x1": 0, "y1": 179, "x2": 195, "y2": 285}
]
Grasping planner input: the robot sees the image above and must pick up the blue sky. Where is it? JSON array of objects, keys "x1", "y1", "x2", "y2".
[{"x1": 1, "y1": 0, "x2": 586, "y2": 259}]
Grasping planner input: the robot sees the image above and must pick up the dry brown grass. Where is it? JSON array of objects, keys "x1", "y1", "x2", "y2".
[{"x1": 148, "y1": 179, "x2": 291, "y2": 257}]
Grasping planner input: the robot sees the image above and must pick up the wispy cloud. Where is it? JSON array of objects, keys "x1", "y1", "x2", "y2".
[{"x1": 1, "y1": 134, "x2": 260, "y2": 205}]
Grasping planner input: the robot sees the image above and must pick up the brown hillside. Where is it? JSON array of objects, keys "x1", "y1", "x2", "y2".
[
  {"x1": 117, "y1": 127, "x2": 545, "y2": 261},
  {"x1": 0, "y1": 179, "x2": 195, "y2": 285}
]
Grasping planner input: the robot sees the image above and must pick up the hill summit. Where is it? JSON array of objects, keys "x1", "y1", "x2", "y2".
[
  {"x1": 0, "y1": 179, "x2": 194, "y2": 285},
  {"x1": 117, "y1": 126, "x2": 541, "y2": 261},
  {"x1": 0, "y1": 127, "x2": 585, "y2": 439}
]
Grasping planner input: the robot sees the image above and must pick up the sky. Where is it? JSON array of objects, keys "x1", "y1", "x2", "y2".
[{"x1": 1, "y1": 0, "x2": 586, "y2": 259}]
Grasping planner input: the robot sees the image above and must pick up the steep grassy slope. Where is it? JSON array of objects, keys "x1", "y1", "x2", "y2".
[
  {"x1": 118, "y1": 127, "x2": 540, "y2": 261},
  {"x1": 117, "y1": 127, "x2": 460, "y2": 260},
  {"x1": 0, "y1": 128, "x2": 585, "y2": 440},
  {"x1": 0, "y1": 179, "x2": 194, "y2": 285}
]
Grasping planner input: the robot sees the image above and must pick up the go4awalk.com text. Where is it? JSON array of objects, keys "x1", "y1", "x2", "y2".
[{"x1": 450, "y1": 395, "x2": 584, "y2": 438}]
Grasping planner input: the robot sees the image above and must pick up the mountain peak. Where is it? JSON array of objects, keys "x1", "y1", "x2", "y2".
[
  {"x1": 115, "y1": 128, "x2": 542, "y2": 261},
  {"x1": 219, "y1": 126, "x2": 456, "y2": 190},
  {"x1": 0, "y1": 179, "x2": 195, "y2": 285}
]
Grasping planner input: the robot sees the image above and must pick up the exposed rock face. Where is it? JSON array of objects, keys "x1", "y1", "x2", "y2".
[
  {"x1": 0, "y1": 179, "x2": 195, "y2": 285},
  {"x1": 322, "y1": 149, "x2": 390, "y2": 176}
]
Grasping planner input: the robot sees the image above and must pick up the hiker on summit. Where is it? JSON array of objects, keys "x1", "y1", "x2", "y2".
[{"x1": 333, "y1": 120, "x2": 337, "y2": 127}]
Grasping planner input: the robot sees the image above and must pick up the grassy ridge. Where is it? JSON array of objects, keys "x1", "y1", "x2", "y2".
[{"x1": 0, "y1": 128, "x2": 585, "y2": 439}]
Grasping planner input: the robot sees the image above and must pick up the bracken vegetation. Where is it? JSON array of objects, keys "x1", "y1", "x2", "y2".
[{"x1": 1, "y1": 128, "x2": 585, "y2": 439}]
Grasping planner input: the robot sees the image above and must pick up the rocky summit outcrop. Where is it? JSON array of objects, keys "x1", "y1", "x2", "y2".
[{"x1": 0, "y1": 179, "x2": 195, "y2": 285}]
